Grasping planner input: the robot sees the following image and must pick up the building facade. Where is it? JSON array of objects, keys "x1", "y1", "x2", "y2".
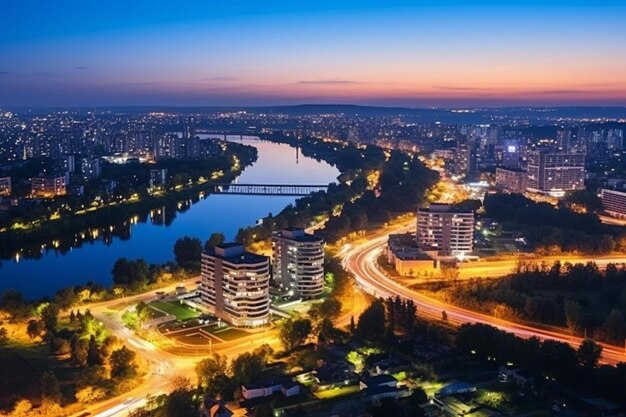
[
  {"x1": 31, "y1": 175, "x2": 67, "y2": 197},
  {"x1": 198, "y1": 243, "x2": 270, "y2": 328},
  {"x1": 272, "y1": 227, "x2": 324, "y2": 298},
  {"x1": 417, "y1": 204, "x2": 474, "y2": 259},
  {"x1": 601, "y1": 188, "x2": 626, "y2": 219},
  {"x1": 526, "y1": 151, "x2": 585, "y2": 196},
  {"x1": 495, "y1": 167, "x2": 527, "y2": 194},
  {"x1": 81, "y1": 157, "x2": 102, "y2": 179},
  {"x1": 0, "y1": 177, "x2": 11, "y2": 196}
]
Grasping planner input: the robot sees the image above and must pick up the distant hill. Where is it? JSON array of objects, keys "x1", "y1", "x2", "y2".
[{"x1": 6, "y1": 104, "x2": 626, "y2": 125}]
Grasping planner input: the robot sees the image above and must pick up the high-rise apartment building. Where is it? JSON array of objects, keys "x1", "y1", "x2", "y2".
[
  {"x1": 416, "y1": 204, "x2": 474, "y2": 259},
  {"x1": 81, "y1": 157, "x2": 101, "y2": 179},
  {"x1": 495, "y1": 167, "x2": 527, "y2": 194},
  {"x1": 198, "y1": 243, "x2": 270, "y2": 328},
  {"x1": 272, "y1": 228, "x2": 324, "y2": 299},
  {"x1": 526, "y1": 151, "x2": 585, "y2": 196}
]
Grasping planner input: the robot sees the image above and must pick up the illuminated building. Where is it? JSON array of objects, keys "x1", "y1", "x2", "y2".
[
  {"x1": 198, "y1": 243, "x2": 270, "y2": 328},
  {"x1": 272, "y1": 227, "x2": 324, "y2": 298},
  {"x1": 0, "y1": 177, "x2": 11, "y2": 196},
  {"x1": 601, "y1": 189, "x2": 626, "y2": 219},
  {"x1": 417, "y1": 204, "x2": 474, "y2": 259},
  {"x1": 495, "y1": 167, "x2": 527, "y2": 194},
  {"x1": 526, "y1": 151, "x2": 585, "y2": 197},
  {"x1": 31, "y1": 175, "x2": 67, "y2": 197}
]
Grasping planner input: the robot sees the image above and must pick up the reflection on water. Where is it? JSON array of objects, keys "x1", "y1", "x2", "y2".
[{"x1": 0, "y1": 137, "x2": 339, "y2": 299}]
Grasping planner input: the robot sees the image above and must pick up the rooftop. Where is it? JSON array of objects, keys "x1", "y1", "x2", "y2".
[{"x1": 205, "y1": 242, "x2": 268, "y2": 264}]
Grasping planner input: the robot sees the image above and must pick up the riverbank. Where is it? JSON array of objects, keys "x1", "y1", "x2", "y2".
[{"x1": 0, "y1": 142, "x2": 257, "y2": 261}]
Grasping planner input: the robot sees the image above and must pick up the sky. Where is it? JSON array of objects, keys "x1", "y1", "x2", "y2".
[{"x1": 1, "y1": 0, "x2": 625, "y2": 108}]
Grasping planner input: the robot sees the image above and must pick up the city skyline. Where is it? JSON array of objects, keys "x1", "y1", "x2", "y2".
[{"x1": 2, "y1": 0, "x2": 626, "y2": 107}]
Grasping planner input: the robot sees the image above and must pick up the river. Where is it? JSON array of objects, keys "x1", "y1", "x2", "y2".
[{"x1": 0, "y1": 136, "x2": 339, "y2": 299}]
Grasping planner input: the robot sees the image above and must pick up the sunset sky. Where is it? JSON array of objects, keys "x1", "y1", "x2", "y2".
[{"x1": 1, "y1": 0, "x2": 625, "y2": 107}]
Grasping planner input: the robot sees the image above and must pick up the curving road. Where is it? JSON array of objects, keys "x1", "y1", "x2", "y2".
[
  {"x1": 341, "y1": 223, "x2": 626, "y2": 365},
  {"x1": 69, "y1": 278, "x2": 281, "y2": 417}
]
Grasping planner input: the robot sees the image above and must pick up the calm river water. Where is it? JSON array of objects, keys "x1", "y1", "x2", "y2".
[{"x1": 0, "y1": 136, "x2": 339, "y2": 299}]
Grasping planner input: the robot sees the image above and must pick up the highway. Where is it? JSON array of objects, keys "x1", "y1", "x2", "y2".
[{"x1": 341, "y1": 222, "x2": 626, "y2": 366}]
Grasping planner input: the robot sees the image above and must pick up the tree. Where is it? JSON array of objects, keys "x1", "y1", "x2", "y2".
[
  {"x1": 601, "y1": 309, "x2": 626, "y2": 344},
  {"x1": 54, "y1": 286, "x2": 78, "y2": 310},
  {"x1": 255, "y1": 404, "x2": 274, "y2": 417},
  {"x1": 112, "y1": 258, "x2": 149, "y2": 287},
  {"x1": 207, "y1": 374, "x2": 235, "y2": 400},
  {"x1": 87, "y1": 335, "x2": 103, "y2": 366},
  {"x1": 577, "y1": 339, "x2": 602, "y2": 369},
  {"x1": 0, "y1": 327, "x2": 8, "y2": 345},
  {"x1": 195, "y1": 354, "x2": 227, "y2": 388},
  {"x1": 75, "y1": 386, "x2": 107, "y2": 404},
  {"x1": 110, "y1": 345, "x2": 138, "y2": 380},
  {"x1": 8, "y1": 399, "x2": 33, "y2": 417},
  {"x1": 204, "y1": 232, "x2": 226, "y2": 251},
  {"x1": 356, "y1": 300, "x2": 385, "y2": 340},
  {"x1": 279, "y1": 318, "x2": 312, "y2": 352},
  {"x1": 70, "y1": 335, "x2": 89, "y2": 366},
  {"x1": 40, "y1": 371, "x2": 62, "y2": 404},
  {"x1": 309, "y1": 298, "x2": 342, "y2": 323},
  {"x1": 231, "y1": 352, "x2": 264, "y2": 385},
  {"x1": 173, "y1": 236, "x2": 202, "y2": 270},
  {"x1": 26, "y1": 319, "x2": 45, "y2": 340},
  {"x1": 162, "y1": 389, "x2": 198, "y2": 417},
  {"x1": 41, "y1": 303, "x2": 59, "y2": 336},
  {"x1": 0, "y1": 290, "x2": 31, "y2": 320},
  {"x1": 564, "y1": 300, "x2": 583, "y2": 334},
  {"x1": 112, "y1": 258, "x2": 132, "y2": 286},
  {"x1": 252, "y1": 344, "x2": 274, "y2": 364}
]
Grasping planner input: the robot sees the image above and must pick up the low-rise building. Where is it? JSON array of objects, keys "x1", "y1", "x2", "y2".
[
  {"x1": 31, "y1": 175, "x2": 67, "y2": 197},
  {"x1": 241, "y1": 378, "x2": 301, "y2": 401},
  {"x1": 601, "y1": 188, "x2": 626, "y2": 219},
  {"x1": 0, "y1": 177, "x2": 11, "y2": 196},
  {"x1": 385, "y1": 233, "x2": 437, "y2": 276}
]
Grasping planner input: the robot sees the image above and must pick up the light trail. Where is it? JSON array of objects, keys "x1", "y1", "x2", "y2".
[{"x1": 342, "y1": 222, "x2": 626, "y2": 365}]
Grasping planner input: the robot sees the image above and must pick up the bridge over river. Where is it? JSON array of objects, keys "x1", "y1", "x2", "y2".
[{"x1": 208, "y1": 183, "x2": 329, "y2": 196}]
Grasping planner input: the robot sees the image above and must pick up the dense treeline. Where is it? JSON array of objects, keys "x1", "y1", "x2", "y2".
[
  {"x1": 444, "y1": 261, "x2": 626, "y2": 345},
  {"x1": 457, "y1": 323, "x2": 626, "y2": 406},
  {"x1": 236, "y1": 134, "x2": 439, "y2": 245},
  {"x1": 483, "y1": 193, "x2": 626, "y2": 254}
]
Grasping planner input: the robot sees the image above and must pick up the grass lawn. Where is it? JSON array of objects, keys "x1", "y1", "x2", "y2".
[
  {"x1": 315, "y1": 385, "x2": 360, "y2": 399},
  {"x1": 176, "y1": 332, "x2": 211, "y2": 346},
  {"x1": 149, "y1": 301, "x2": 199, "y2": 321},
  {"x1": 211, "y1": 327, "x2": 249, "y2": 341}
]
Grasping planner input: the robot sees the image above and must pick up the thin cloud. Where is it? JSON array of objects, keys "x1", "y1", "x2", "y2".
[
  {"x1": 0, "y1": 71, "x2": 9, "y2": 75},
  {"x1": 74, "y1": 66, "x2": 88, "y2": 70},
  {"x1": 297, "y1": 80, "x2": 362, "y2": 85},
  {"x1": 435, "y1": 85, "x2": 495, "y2": 91},
  {"x1": 205, "y1": 76, "x2": 236, "y2": 81},
  {"x1": 524, "y1": 89, "x2": 617, "y2": 96}
]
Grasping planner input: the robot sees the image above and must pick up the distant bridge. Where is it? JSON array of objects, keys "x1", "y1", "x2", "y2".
[{"x1": 208, "y1": 183, "x2": 329, "y2": 196}]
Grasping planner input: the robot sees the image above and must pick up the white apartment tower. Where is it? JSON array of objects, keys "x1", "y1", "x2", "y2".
[
  {"x1": 417, "y1": 204, "x2": 474, "y2": 259},
  {"x1": 198, "y1": 243, "x2": 270, "y2": 328},
  {"x1": 272, "y1": 228, "x2": 324, "y2": 299}
]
